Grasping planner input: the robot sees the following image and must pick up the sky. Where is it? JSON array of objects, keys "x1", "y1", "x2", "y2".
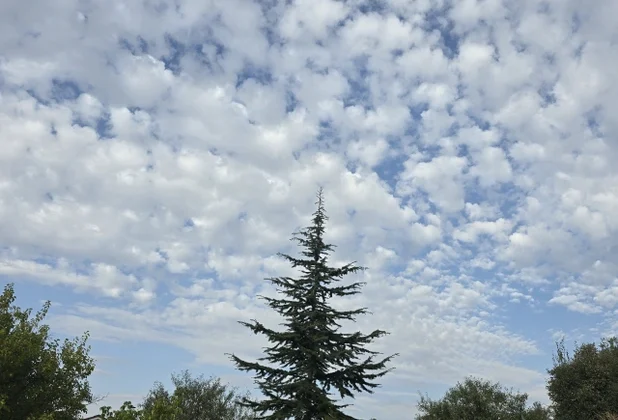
[{"x1": 1, "y1": 0, "x2": 617, "y2": 418}]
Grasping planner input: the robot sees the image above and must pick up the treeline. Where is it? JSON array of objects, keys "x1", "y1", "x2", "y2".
[
  {"x1": 96, "y1": 370, "x2": 257, "y2": 420},
  {"x1": 415, "y1": 336, "x2": 618, "y2": 420},
  {"x1": 1, "y1": 190, "x2": 617, "y2": 419},
  {"x1": 3, "y1": 279, "x2": 618, "y2": 420}
]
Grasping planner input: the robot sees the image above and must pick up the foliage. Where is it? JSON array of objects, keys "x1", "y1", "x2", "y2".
[
  {"x1": 228, "y1": 188, "x2": 397, "y2": 419},
  {"x1": 527, "y1": 402, "x2": 555, "y2": 420},
  {"x1": 140, "y1": 382, "x2": 182, "y2": 420},
  {"x1": 415, "y1": 377, "x2": 552, "y2": 420},
  {"x1": 100, "y1": 401, "x2": 142, "y2": 420},
  {"x1": 547, "y1": 336, "x2": 618, "y2": 420},
  {"x1": 141, "y1": 370, "x2": 256, "y2": 420},
  {"x1": 99, "y1": 370, "x2": 256, "y2": 420},
  {"x1": 0, "y1": 283, "x2": 95, "y2": 420}
]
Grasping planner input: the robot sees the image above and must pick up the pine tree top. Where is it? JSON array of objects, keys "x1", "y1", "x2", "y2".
[{"x1": 228, "y1": 188, "x2": 398, "y2": 420}]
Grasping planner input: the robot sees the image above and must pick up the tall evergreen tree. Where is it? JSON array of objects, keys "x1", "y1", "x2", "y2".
[{"x1": 228, "y1": 188, "x2": 397, "y2": 420}]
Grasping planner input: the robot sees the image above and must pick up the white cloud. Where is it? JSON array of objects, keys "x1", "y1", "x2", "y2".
[
  {"x1": 399, "y1": 155, "x2": 468, "y2": 213},
  {"x1": 2, "y1": 0, "x2": 618, "y2": 418},
  {"x1": 280, "y1": 0, "x2": 349, "y2": 41},
  {"x1": 0, "y1": 258, "x2": 139, "y2": 298},
  {"x1": 469, "y1": 146, "x2": 513, "y2": 187},
  {"x1": 454, "y1": 218, "x2": 513, "y2": 243}
]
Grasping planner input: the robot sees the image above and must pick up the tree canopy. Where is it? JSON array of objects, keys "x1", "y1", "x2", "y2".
[
  {"x1": 0, "y1": 283, "x2": 95, "y2": 420},
  {"x1": 228, "y1": 188, "x2": 397, "y2": 419},
  {"x1": 99, "y1": 370, "x2": 256, "y2": 420},
  {"x1": 415, "y1": 376, "x2": 552, "y2": 420},
  {"x1": 547, "y1": 337, "x2": 618, "y2": 419}
]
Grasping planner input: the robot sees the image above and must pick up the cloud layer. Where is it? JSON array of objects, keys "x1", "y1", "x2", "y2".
[{"x1": 2, "y1": 0, "x2": 618, "y2": 418}]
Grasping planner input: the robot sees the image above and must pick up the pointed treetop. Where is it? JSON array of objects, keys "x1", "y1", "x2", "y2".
[{"x1": 227, "y1": 188, "x2": 397, "y2": 419}]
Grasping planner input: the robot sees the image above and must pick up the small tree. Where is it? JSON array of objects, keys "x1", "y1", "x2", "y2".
[
  {"x1": 140, "y1": 370, "x2": 256, "y2": 420},
  {"x1": 547, "y1": 337, "x2": 618, "y2": 420},
  {"x1": 99, "y1": 371, "x2": 256, "y2": 420},
  {"x1": 0, "y1": 283, "x2": 95, "y2": 420},
  {"x1": 415, "y1": 377, "x2": 552, "y2": 420},
  {"x1": 228, "y1": 188, "x2": 397, "y2": 419}
]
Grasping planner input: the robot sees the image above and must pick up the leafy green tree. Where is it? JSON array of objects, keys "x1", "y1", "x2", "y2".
[
  {"x1": 527, "y1": 401, "x2": 555, "y2": 420},
  {"x1": 228, "y1": 188, "x2": 397, "y2": 419},
  {"x1": 139, "y1": 383, "x2": 181, "y2": 420},
  {"x1": 140, "y1": 370, "x2": 256, "y2": 420},
  {"x1": 100, "y1": 401, "x2": 143, "y2": 420},
  {"x1": 0, "y1": 283, "x2": 95, "y2": 420},
  {"x1": 98, "y1": 371, "x2": 256, "y2": 420},
  {"x1": 547, "y1": 337, "x2": 618, "y2": 420},
  {"x1": 415, "y1": 377, "x2": 552, "y2": 420}
]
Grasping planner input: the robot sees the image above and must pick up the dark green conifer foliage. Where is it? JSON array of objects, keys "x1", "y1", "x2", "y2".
[{"x1": 228, "y1": 188, "x2": 397, "y2": 420}]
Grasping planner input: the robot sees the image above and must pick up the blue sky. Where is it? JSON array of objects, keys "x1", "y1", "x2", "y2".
[{"x1": 1, "y1": 0, "x2": 618, "y2": 418}]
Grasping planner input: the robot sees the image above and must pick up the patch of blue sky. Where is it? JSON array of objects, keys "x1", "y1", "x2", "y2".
[
  {"x1": 257, "y1": 1, "x2": 286, "y2": 48},
  {"x1": 26, "y1": 88, "x2": 51, "y2": 106},
  {"x1": 505, "y1": 295, "x2": 599, "y2": 341},
  {"x1": 399, "y1": 189, "x2": 440, "y2": 220},
  {"x1": 407, "y1": 103, "x2": 430, "y2": 123},
  {"x1": 160, "y1": 34, "x2": 192, "y2": 75},
  {"x1": 464, "y1": 181, "x2": 522, "y2": 220},
  {"x1": 169, "y1": 31, "x2": 226, "y2": 72},
  {"x1": 50, "y1": 79, "x2": 82, "y2": 102},
  {"x1": 423, "y1": 259, "x2": 584, "y2": 364},
  {"x1": 117, "y1": 35, "x2": 150, "y2": 56},
  {"x1": 93, "y1": 112, "x2": 113, "y2": 139},
  {"x1": 314, "y1": 120, "x2": 341, "y2": 151},
  {"x1": 344, "y1": 159, "x2": 361, "y2": 174},
  {"x1": 261, "y1": 24, "x2": 284, "y2": 49},
  {"x1": 465, "y1": 112, "x2": 492, "y2": 132},
  {"x1": 89, "y1": 340, "x2": 196, "y2": 401},
  {"x1": 423, "y1": 7, "x2": 460, "y2": 59},
  {"x1": 585, "y1": 107, "x2": 604, "y2": 137},
  {"x1": 304, "y1": 57, "x2": 329, "y2": 75},
  {"x1": 498, "y1": 301, "x2": 606, "y2": 377},
  {"x1": 5, "y1": 279, "x2": 81, "y2": 314},
  {"x1": 342, "y1": 55, "x2": 372, "y2": 109},
  {"x1": 356, "y1": 0, "x2": 387, "y2": 15},
  {"x1": 373, "y1": 152, "x2": 408, "y2": 193},
  {"x1": 45, "y1": 78, "x2": 116, "y2": 140},
  {"x1": 235, "y1": 61, "x2": 273, "y2": 88},
  {"x1": 285, "y1": 89, "x2": 299, "y2": 113},
  {"x1": 70, "y1": 107, "x2": 114, "y2": 140},
  {"x1": 538, "y1": 81, "x2": 558, "y2": 106}
]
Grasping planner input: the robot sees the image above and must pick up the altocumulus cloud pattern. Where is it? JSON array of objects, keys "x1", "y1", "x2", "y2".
[{"x1": 1, "y1": 0, "x2": 618, "y2": 418}]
